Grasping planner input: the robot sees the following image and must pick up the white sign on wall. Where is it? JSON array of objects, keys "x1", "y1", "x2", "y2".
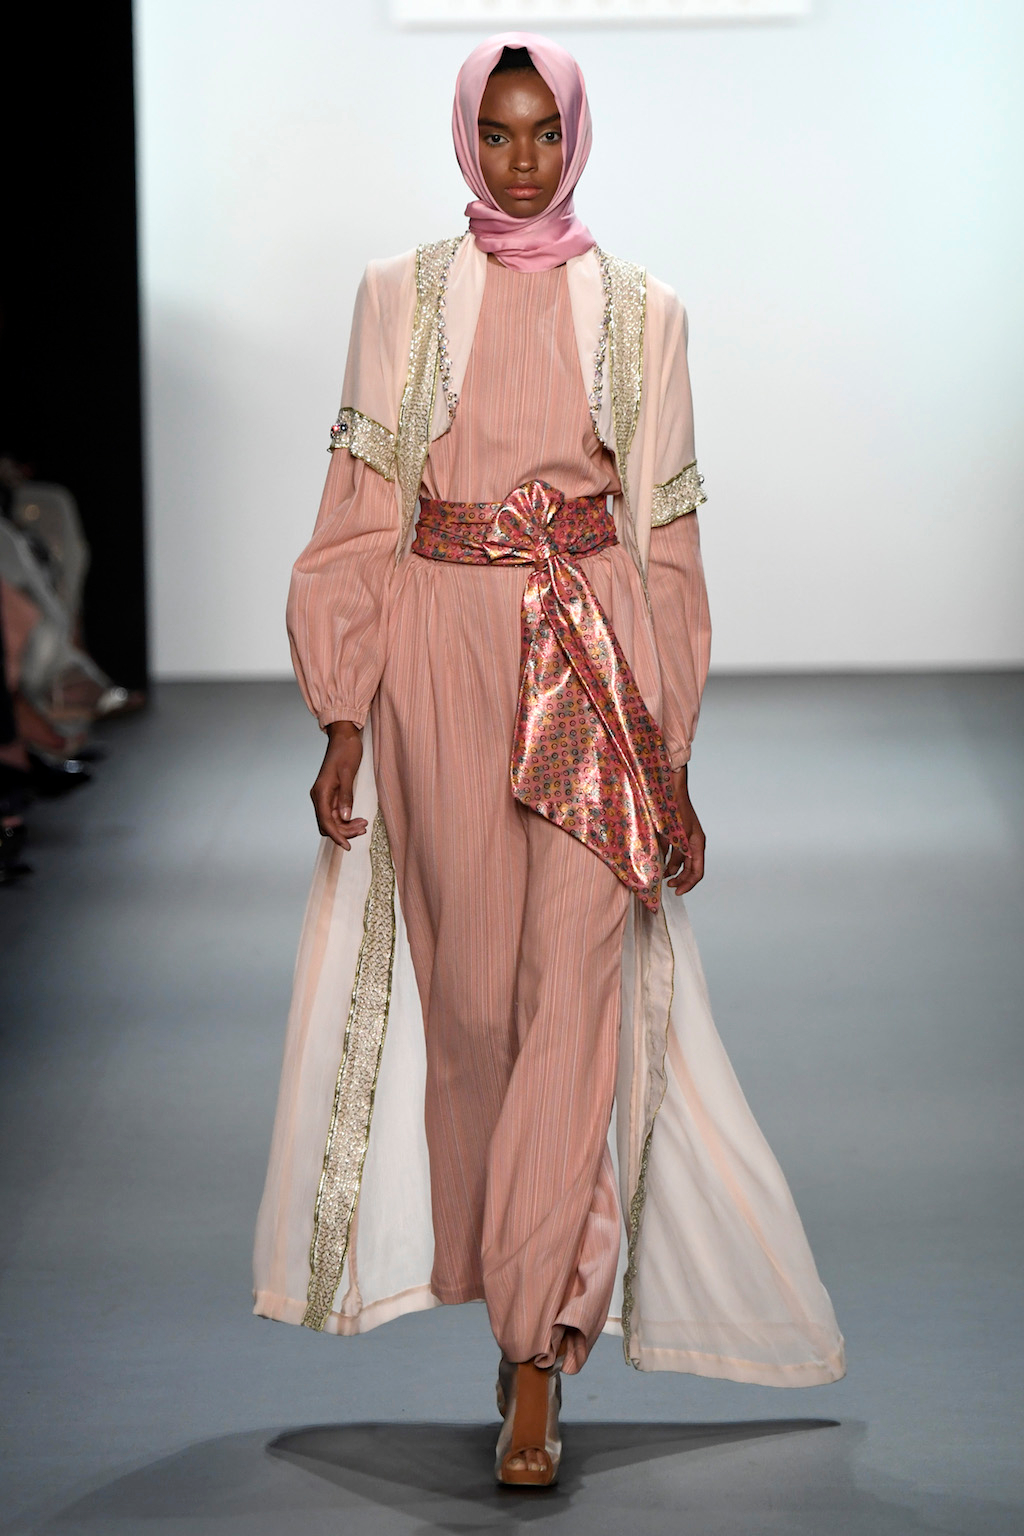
[{"x1": 394, "y1": 0, "x2": 810, "y2": 23}]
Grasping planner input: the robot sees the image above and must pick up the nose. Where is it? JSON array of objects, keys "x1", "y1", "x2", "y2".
[{"x1": 511, "y1": 138, "x2": 537, "y2": 172}]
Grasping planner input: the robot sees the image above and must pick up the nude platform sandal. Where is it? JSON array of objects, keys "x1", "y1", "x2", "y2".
[{"x1": 495, "y1": 1355, "x2": 563, "y2": 1487}]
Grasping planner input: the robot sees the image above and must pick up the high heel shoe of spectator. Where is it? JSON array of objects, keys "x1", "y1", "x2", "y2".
[
  {"x1": 0, "y1": 821, "x2": 32, "y2": 884},
  {"x1": 94, "y1": 686, "x2": 146, "y2": 719},
  {"x1": 26, "y1": 748, "x2": 92, "y2": 797},
  {"x1": 0, "y1": 760, "x2": 34, "y2": 814}
]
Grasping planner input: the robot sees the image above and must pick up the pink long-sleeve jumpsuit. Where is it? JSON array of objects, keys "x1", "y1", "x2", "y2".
[{"x1": 288, "y1": 259, "x2": 711, "y2": 1372}]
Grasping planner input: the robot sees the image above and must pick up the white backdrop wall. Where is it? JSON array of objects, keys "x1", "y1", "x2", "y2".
[{"x1": 136, "y1": 0, "x2": 1024, "y2": 677}]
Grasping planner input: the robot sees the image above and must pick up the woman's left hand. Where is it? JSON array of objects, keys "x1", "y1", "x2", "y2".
[{"x1": 663, "y1": 764, "x2": 706, "y2": 896}]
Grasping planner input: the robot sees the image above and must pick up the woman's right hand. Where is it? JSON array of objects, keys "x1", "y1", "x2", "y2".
[{"x1": 311, "y1": 721, "x2": 368, "y2": 848}]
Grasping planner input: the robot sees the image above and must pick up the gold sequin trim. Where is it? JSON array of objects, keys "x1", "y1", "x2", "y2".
[
  {"x1": 598, "y1": 249, "x2": 646, "y2": 518},
  {"x1": 329, "y1": 408, "x2": 397, "y2": 481},
  {"x1": 620, "y1": 1123, "x2": 654, "y2": 1367},
  {"x1": 395, "y1": 235, "x2": 465, "y2": 556},
  {"x1": 302, "y1": 812, "x2": 397, "y2": 1330},
  {"x1": 588, "y1": 261, "x2": 613, "y2": 449},
  {"x1": 620, "y1": 910, "x2": 675, "y2": 1368},
  {"x1": 650, "y1": 462, "x2": 706, "y2": 527}
]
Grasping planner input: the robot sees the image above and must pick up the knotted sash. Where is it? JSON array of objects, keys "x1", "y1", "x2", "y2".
[{"x1": 413, "y1": 480, "x2": 686, "y2": 910}]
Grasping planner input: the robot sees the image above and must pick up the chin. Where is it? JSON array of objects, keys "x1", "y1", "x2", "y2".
[{"x1": 503, "y1": 200, "x2": 551, "y2": 219}]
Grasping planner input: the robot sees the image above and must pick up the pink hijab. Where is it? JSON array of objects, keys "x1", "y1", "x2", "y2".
[{"x1": 452, "y1": 32, "x2": 595, "y2": 272}]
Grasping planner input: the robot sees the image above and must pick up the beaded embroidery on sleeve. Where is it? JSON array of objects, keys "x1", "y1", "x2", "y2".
[
  {"x1": 650, "y1": 462, "x2": 706, "y2": 526},
  {"x1": 328, "y1": 408, "x2": 397, "y2": 481}
]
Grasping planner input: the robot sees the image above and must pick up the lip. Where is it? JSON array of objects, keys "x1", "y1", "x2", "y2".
[{"x1": 506, "y1": 185, "x2": 543, "y2": 199}]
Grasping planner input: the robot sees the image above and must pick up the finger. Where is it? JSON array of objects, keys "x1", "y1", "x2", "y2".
[
  {"x1": 312, "y1": 781, "x2": 357, "y2": 848},
  {"x1": 332, "y1": 786, "x2": 367, "y2": 833},
  {"x1": 670, "y1": 845, "x2": 705, "y2": 893},
  {"x1": 338, "y1": 818, "x2": 368, "y2": 843},
  {"x1": 336, "y1": 762, "x2": 360, "y2": 820},
  {"x1": 317, "y1": 821, "x2": 348, "y2": 849},
  {"x1": 663, "y1": 844, "x2": 684, "y2": 879},
  {"x1": 316, "y1": 809, "x2": 349, "y2": 849},
  {"x1": 335, "y1": 782, "x2": 369, "y2": 836}
]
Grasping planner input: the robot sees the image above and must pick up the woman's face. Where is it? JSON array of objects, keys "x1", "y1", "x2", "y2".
[{"x1": 477, "y1": 68, "x2": 563, "y2": 219}]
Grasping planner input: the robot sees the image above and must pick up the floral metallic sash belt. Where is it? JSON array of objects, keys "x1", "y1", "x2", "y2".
[{"x1": 413, "y1": 479, "x2": 686, "y2": 911}]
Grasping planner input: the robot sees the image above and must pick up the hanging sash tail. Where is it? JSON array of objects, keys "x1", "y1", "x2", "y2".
[{"x1": 414, "y1": 479, "x2": 687, "y2": 910}]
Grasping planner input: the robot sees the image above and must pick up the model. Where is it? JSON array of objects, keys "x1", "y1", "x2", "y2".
[{"x1": 254, "y1": 31, "x2": 844, "y2": 1488}]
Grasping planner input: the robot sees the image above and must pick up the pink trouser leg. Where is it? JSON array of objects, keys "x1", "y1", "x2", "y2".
[
  {"x1": 375, "y1": 557, "x2": 628, "y2": 1370},
  {"x1": 482, "y1": 811, "x2": 628, "y2": 1373}
]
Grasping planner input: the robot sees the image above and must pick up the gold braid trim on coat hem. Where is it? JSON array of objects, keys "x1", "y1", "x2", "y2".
[
  {"x1": 650, "y1": 462, "x2": 707, "y2": 527},
  {"x1": 329, "y1": 409, "x2": 397, "y2": 481},
  {"x1": 621, "y1": 904, "x2": 675, "y2": 1367},
  {"x1": 302, "y1": 812, "x2": 397, "y2": 1330}
]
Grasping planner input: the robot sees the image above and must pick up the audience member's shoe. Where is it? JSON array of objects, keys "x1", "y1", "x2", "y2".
[
  {"x1": 94, "y1": 686, "x2": 146, "y2": 719},
  {"x1": 0, "y1": 821, "x2": 32, "y2": 884},
  {"x1": 0, "y1": 762, "x2": 34, "y2": 815},
  {"x1": 26, "y1": 749, "x2": 92, "y2": 797}
]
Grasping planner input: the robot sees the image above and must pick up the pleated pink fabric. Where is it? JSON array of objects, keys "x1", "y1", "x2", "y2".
[{"x1": 286, "y1": 261, "x2": 713, "y2": 1369}]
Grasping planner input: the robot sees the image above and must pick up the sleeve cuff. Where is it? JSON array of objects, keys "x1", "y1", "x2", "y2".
[{"x1": 316, "y1": 703, "x2": 368, "y2": 731}]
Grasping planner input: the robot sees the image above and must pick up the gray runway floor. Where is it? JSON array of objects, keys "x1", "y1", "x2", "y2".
[{"x1": 1, "y1": 674, "x2": 1021, "y2": 1535}]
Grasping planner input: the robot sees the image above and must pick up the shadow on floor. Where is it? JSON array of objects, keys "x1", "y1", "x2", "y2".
[
  {"x1": 15, "y1": 1418, "x2": 1018, "y2": 1536},
  {"x1": 272, "y1": 1415, "x2": 838, "y2": 1502}
]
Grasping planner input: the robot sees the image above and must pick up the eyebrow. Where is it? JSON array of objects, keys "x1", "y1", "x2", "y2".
[{"x1": 478, "y1": 113, "x2": 561, "y2": 131}]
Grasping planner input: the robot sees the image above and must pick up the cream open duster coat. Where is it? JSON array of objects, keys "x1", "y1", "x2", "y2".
[{"x1": 253, "y1": 234, "x2": 846, "y2": 1386}]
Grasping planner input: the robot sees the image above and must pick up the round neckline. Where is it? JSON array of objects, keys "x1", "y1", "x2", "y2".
[{"x1": 485, "y1": 259, "x2": 565, "y2": 279}]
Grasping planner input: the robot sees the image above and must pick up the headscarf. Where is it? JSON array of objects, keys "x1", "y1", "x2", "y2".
[{"x1": 451, "y1": 32, "x2": 595, "y2": 272}]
